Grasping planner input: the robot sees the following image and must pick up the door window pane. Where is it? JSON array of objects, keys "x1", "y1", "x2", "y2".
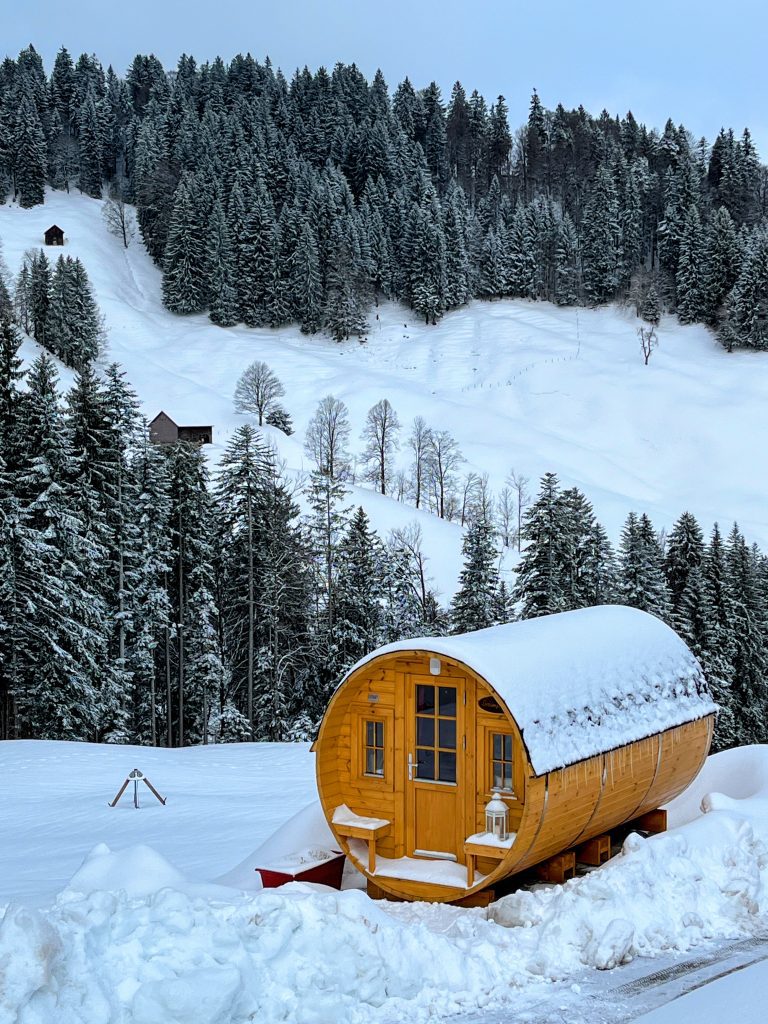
[
  {"x1": 438, "y1": 687, "x2": 456, "y2": 716},
  {"x1": 416, "y1": 685, "x2": 435, "y2": 713},
  {"x1": 438, "y1": 718, "x2": 456, "y2": 750},
  {"x1": 416, "y1": 748, "x2": 435, "y2": 779},
  {"x1": 416, "y1": 717, "x2": 435, "y2": 746},
  {"x1": 438, "y1": 752, "x2": 456, "y2": 783}
]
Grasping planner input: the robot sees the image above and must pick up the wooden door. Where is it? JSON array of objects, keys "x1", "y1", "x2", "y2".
[{"x1": 405, "y1": 674, "x2": 466, "y2": 860}]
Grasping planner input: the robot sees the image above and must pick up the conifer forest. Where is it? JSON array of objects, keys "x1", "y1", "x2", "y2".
[{"x1": 1, "y1": 45, "x2": 767, "y2": 751}]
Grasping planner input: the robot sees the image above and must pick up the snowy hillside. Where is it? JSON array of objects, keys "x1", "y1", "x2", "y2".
[
  {"x1": 1, "y1": 739, "x2": 767, "y2": 1023},
  {"x1": 2, "y1": 191, "x2": 768, "y2": 602}
]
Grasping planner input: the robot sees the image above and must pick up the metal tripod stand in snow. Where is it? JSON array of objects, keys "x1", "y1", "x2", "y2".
[{"x1": 108, "y1": 768, "x2": 167, "y2": 808}]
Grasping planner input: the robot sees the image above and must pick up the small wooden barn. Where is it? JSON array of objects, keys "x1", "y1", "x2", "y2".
[
  {"x1": 315, "y1": 605, "x2": 716, "y2": 903},
  {"x1": 44, "y1": 224, "x2": 64, "y2": 246},
  {"x1": 149, "y1": 411, "x2": 213, "y2": 446}
]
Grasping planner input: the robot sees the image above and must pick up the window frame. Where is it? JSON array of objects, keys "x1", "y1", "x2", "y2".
[
  {"x1": 351, "y1": 704, "x2": 394, "y2": 791},
  {"x1": 490, "y1": 731, "x2": 516, "y2": 795},
  {"x1": 363, "y1": 718, "x2": 386, "y2": 778}
]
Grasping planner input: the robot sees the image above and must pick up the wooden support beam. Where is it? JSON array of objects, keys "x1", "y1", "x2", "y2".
[
  {"x1": 629, "y1": 808, "x2": 667, "y2": 834},
  {"x1": 535, "y1": 850, "x2": 576, "y2": 884},
  {"x1": 576, "y1": 833, "x2": 611, "y2": 866}
]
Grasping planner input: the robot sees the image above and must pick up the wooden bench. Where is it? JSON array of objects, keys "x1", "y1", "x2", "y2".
[{"x1": 333, "y1": 820, "x2": 391, "y2": 873}]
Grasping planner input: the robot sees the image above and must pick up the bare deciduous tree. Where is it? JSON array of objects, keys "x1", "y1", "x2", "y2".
[
  {"x1": 102, "y1": 192, "x2": 137, "y2": 248},
  {"x1": 508, "y1": 469, "x2": 531, "y2": 551},
  {"x1": 407, "y1": 415, "x2": 432, "y2": 509},
  {"x1": 389, "y1": 522, "x2": 431, "y2": 619},
  {"x1": 639, "y1": 324, "x2": 658, "y2": 365},
  {"x1": 496, "y1": 485, "x2": 515, "y2": 548},
  {"x1": 361, "y1": 398, "x2": 401, "y2": 495},
  {"x1": 304, "y1": 394, "x2": 351, "y2": 480},
  {"x1": 427, "y1": 429, "x2": 464, "y2": 520},
  {"x1": 234, "y1": 360, "x2": 286, "y2": 425}
]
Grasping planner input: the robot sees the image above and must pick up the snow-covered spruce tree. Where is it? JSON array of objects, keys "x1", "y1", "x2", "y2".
[
  {"x1": 512, "y1": 472, "x2": 569, "y2": 618},
  {"x1": 161, "y1": 173, "x2": 208, "y2": 315},
  {"x1": 290, "y1": 221, "x2": 324, "y2": 334},
  {"x1": 360, "y1": 398, "x2": 401, "y2": 496},
  {"x1": 165, "y1": 440, "x2": 223, "y2": 745},
  {"x1": 721, "y1": 224, "x2": 768, "y2": 351},
  {"x1": 125, "y1": 430, "x2": 173, "y2": 745},
  {"x1": 701, "y1": 206, "x2": 741, "y2": 325},
  {"x1": 702, "y1": 523, "x2": 736, "y2": 750},
  {"x1": 304, "y1": 469, "x2": 352, "y2": 716},
  {"x1": 725, "y1": 524, "x2": 768, "y2": 744},
  {"x1": 558, "y1": 486, "x2": 618, "y2": 609},
  {"x1": 77, "y1": 90, "x2": 104, "y2": 198},
  {"x1": 0, "y1": 318, "x2": 25, "y2": 474},
  {"x1": 442, "y1": 180, "x2": 470, "y2": 309},
  {"x1": 617, "y1": 511, "x2": 672, "y2": 619},
  {"x1": 45, "y1": 256, "x2": 103, "y2": 370},
  {"x1": 216, "y1": 425, "x2": 311, "y2": 740},
  {"x1": 65, "y1": 364, "x2": 128, "y2": 739},
  {"x1": 451, "y1": 514, "x2": 500, "y2": 633},
  {"x1": 13, "y1": 94, "x2": 47, "y2": 208},
  {"x1": 334, "y1": 506, "x2": 385, "y2": 668},
  {"x1": 28, "y1": 250, "x2": 51, "y2": 348},
  {"x1": 640, "y1": 284, "x2": 661, "y2": 324},
  {"x1": 581, "y1": 166, "x2": 620, "y2": 305},
  {"x1": 238, "y1": 178, "x2": 278, "y2": 328},
  {"x1": 323, "y1": 217, "x2": 369, "y2": 340},
  {"x1": 206, "y1": 198, "x2": 238, "y2": 328},
  {"x1": 664, "y1": 511, "x2": 705, "y2": 624},
  {"x1": 404, "y1": 180, "x2": 447, "y2": 325},
  {"x1": 675, "y1": 205, "x2": 705, "y2": 323}
]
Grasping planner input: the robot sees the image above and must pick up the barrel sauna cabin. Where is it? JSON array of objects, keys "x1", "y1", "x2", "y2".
[{"x1": 315, "y1": 605, "x2": 716, "y2": 903}]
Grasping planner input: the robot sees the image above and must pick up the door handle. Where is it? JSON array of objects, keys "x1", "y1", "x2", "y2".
[{"x1": 408, "y1": 753, "x2": 414, "y2": 781}]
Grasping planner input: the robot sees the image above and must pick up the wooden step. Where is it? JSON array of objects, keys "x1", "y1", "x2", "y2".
[
  {"x1": 535, "y1": 849, "x2": 576, "y2": 883},
  {"x1": 576, "y1": 833, "x2": 611, "y2": 866}
]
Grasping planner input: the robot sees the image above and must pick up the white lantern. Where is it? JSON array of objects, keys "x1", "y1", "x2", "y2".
[{"x1": 485, "y1": 789, "x2": 509, "y2": 841}]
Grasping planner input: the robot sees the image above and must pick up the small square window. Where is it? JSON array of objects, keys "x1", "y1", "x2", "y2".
[
  {"x1": 363, "y1": 719, "x2": 385, "y2": 777},
  {"x1": 491, "y1": 732, "x2": 515, "y2": 794}
]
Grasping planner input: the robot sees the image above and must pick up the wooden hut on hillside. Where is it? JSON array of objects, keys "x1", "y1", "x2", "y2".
[
  {"x1": 149, "y1": 411, "x2": 212, "y2": 446},
  {"x1": 44, "y1": 225, "x2": 64, "y2": 246},
  {"x1": 315, "y1": 605, "x2": 716, "y2": 903}
]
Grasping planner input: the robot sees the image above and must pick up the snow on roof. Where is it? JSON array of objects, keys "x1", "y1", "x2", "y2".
[{"x1": 346, "y1": 605, "x2": 716, "y2": 775}]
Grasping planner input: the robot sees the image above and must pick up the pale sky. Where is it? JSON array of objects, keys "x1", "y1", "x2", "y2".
[{"x1": 7, "y1": 0, "x2": 768, "y2": 157}]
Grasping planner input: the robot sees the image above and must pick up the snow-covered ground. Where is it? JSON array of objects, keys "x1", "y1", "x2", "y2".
[
  {"x1": 2, "y1": 190, "x2": 768, "y2": 603},
  {"x1": 1, "y1": 740, "x2": 767, "y2": 1023}
]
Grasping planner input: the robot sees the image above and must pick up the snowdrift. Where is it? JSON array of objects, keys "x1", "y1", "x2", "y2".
[{"x1": 0, "y1": 745, "x2": 767, "y2": 1023}]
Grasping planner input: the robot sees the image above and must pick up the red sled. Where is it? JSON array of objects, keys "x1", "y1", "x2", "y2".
[{"x1": 256, "y1": 852, "x2": 346, "y2": 890}]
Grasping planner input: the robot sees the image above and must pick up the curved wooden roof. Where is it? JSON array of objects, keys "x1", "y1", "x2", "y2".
[{"x1": 343, "y1": 605, "x2": 716, "y2": 775}]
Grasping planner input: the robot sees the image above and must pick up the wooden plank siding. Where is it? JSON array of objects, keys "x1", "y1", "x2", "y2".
[{"x1": 315, "y1": 648, "x2": 714, "y2": 902}]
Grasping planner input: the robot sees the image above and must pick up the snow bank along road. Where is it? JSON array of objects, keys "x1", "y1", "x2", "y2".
[{"x1": 1, "y1": 741, "x2": 768, "y2": 1023}]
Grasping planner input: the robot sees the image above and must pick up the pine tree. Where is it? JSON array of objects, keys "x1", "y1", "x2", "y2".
[
  {"x1": 676, "y1": 206, "x2": 705, "y2": 323},
  {"x1": 162, "y1": 174, "x2": 208, "y2": 315},
  {"x1": 335, "y1": 506, "x2": 384, "y2": 666},
  {"x1": 14, "y1": 95, "x2": 47, "y2": 208},
  {"x1": 450, "y1": 514, "x2": 500, "y2": 632},
  {"x1": 618, "y1": 512, "x2": 672, "y2": 618},
  {"x1": 290, "y1": 222, "x2": 323, "y2": 333},
  {"x1": 581, "y1": 166, "x2": 620, "y2": 304},
  {"x1": 721, "y1": 225, "x2": 768, "y2": 351},
  {"x1": 512, "y1": 472, "x2": 570, "y2": 618},
  {"x1": 206, "y1": 199, "x2": 238, "y2": 327}
]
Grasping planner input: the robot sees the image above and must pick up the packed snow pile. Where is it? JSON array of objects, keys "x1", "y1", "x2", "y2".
[
  {"x1": 1, "y1": 745, "x2": 767, "y2": 1024},
  {"x1": 349, "y1": 605, "x2": 716, "y2": 773}
]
